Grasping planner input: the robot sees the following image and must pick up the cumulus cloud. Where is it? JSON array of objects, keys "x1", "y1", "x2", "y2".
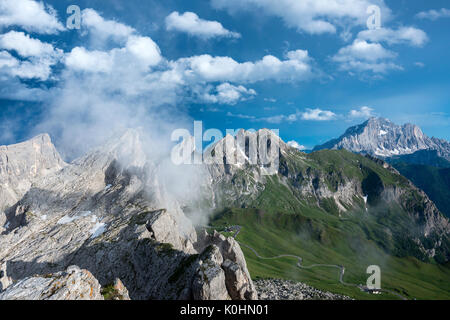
[
  {"x1": 211, "y1": 0, "x2": 391, "y2": 35},
  {"x1": 349, "y1": 106, "x2": 375, "y2": 118},
  {"x1": 65, "y1": 47, "x2": 114, "y2": 73},
  {"x1": 0, "y1": 30, "x2": 61, "y2": 58},
  {"x1": 165, "y1": 11, "x2": 240, "y2": 39},
  {"x1": 65, "y1": 35, "x2": 162, "y2": 73},
  {"x1": 357, "y1": 27, "x2": 428, "y2": 47},
  {"x1": 81, "y1": 8, "x2": 136, "y2": 44},
  {"x1": 201, "y1": 83, "x2": 256, "y2": 105},
  {"x1": 301, "y1": 108, "x2": 336, "y2": 121},
  {"x1": 0, "y1": 0, "x2": 64, "y2": 34},
  {"x1": 287, "y1": 140, "x2": 307, "y2": 150},
  {"x1": 0, "y1": 31, "x2": 62, "y2": 80},
  {"x1": 332, "y1": 39, "x2": 401, "y2": 74},
  {"x1": 416, "y1": 8, "x2": 450, "y2": 20},
  {"x1": 0, "y1": 51, "x2": 48, "y2": 80},
  {"x1": 1, "y1": 7, "x2": 317, "y2": 114},
  {"x1": 171, "y1": 49, "x2": 314, "y2": 83}
]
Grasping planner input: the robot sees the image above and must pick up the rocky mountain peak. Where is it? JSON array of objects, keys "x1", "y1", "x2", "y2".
[
  {"x1": 0, "y1": 133, "x2": 66, "y2": 214},
  {"x1": 73, "y1": 128, "x2": 148, "y2": 170},
  {"x1": 314, "y1": 118, "x2": 450, "y2": 159}
]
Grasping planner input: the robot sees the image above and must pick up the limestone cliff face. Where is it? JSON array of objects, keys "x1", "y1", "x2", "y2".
[
  {"x1": 0, "y1": 130, "x2": 257, "y2": 300},
  {"x1": 0, "y1": 134, "x2": 66, "y2": 232}
]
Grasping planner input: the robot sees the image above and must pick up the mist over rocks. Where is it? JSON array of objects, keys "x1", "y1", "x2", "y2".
[{"x1": 0, "y1": 129, "x2": 256, "y2": 300}]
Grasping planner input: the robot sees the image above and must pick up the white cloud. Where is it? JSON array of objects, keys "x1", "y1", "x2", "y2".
[
  {"x1": 201, "y1": 83, "x2": 256, "y2": 105},
  {"x1": 171, "y1": 49, "x2": 314, "y2": 83},
  {"x1": 332, "y1": 39, "x2": 401, "y2": 74},
  {"x1": 252, "y1": 108, "x2": 336, "y2": 124},
  {"x1": 414, "y1": 62, "x2": 425, "y2": 68},
  {"x1": 416, "y1": 8, "x2": 450, "y2": 20},
  {"x1": 0, "y1": 50, "x2": 53, "y2": 80},
  {"x1": 65, "y1": 47, "x2": 114, "y2": 73},
  {"x1": 226, "y1": 112, "x2": 256, "y2": 119},
  {"x1": 349, "y1": 106, "x2": 374, "y2": 118},
  {"x1": 335, "y1": 39, "x2": 395, "y2": 62},
  {"x1": 1, "y1": 8, "x2": 316, "y2": 110},
  {"x1": 211, "y1": 0, "x2": 391, "y2": 35},
  {"x1": 0, "y1": 0, "x2": 64, "y2": 34},
  {"x1": 125, "y1": 35, "x2": 162, "y2": 67},
  {"x1": 65, "y1": 35, "x2": 162, "y2": 73},
  {"x1": 0, "y1": 31, "x2": 60, "y2": 58},
  {"x1": 357, "y1": 27, "x2": 428, "y2": 47},
  {"x1": 165, "y1": 11, "x2": 240, "y2": 39},
  {"x1": 81, "y1": 8, "x2": 136, "y2": 43},
  {"x1": 0, "y1": 50, "x2": 17, "y2": 68},
  {"x1": 301, "y1": 108, "x2": 336, "y2": 121},
  {"x1": 287, "y1": 140, "x2": 307, "y2": 150},
  {"x1": 0, "y1": 31, "x2": 62, "y2": 80}
]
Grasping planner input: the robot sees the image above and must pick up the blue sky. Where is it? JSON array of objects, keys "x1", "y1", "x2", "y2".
[{"x1": 0, "y1": 0, "x2": 449, "y2": 155}]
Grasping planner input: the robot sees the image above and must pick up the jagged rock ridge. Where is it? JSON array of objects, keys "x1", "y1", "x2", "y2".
[{"x1": 313, "y1": 117, "x2": 450, "y2": 159}]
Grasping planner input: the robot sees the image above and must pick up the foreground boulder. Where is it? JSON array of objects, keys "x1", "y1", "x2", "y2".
[
  {"x1": 0, "y1": 266, "x2": 103, "y2": 300},
  {"x1": 193, "y1": 231, "x2": 258, "y2": 300}
]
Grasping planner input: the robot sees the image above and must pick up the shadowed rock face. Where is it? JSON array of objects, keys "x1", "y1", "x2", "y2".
[
  {"x1": 313, "y1": 117, "x2": 450, "y2": 160},
  {"x1": 0, "y1": 130, "x2": 257, "y2": 300}
]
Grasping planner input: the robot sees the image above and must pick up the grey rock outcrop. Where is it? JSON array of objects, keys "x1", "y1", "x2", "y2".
[
  {"x1": 254, "y1": 279, "x2": 352, "y2": 300},
  {"x1": 192, "y1": 245, "x2": 230, "y2": 300},
  {"x1": 194, "y1": 231, "x2": 258, "y2": 300},
  {"x1": 112, "y1": 278, "x2": 131, "y2": 300},
  {"x1": 0, "y1": 262, "x2": 12, "y2": 292},
  {"x1": 313, "y1": 117, "x2": 450, "y2": 160},
  {"x1": 0, "y1": 266, "x2": 103, "y2": 300}
]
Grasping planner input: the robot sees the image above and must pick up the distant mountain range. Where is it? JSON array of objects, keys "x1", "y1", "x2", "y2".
[
  {"x1": 204, "y1": 129, "x2": 450, "y2": 299},
  {"x1": 314, "y1": 117, "x2": 450, "y2": 218},
  {"x1": 313, "y1": 117, "x2": 450, "y2": 160}
]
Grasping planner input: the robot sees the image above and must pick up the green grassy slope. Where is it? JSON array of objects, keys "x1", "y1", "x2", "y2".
[
  {"x1": 208, "y1": 149, "x2": 450, "y2": 300},
  {"x1": 211, "y1": 208, "x2": 450, "y2": 300}
]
